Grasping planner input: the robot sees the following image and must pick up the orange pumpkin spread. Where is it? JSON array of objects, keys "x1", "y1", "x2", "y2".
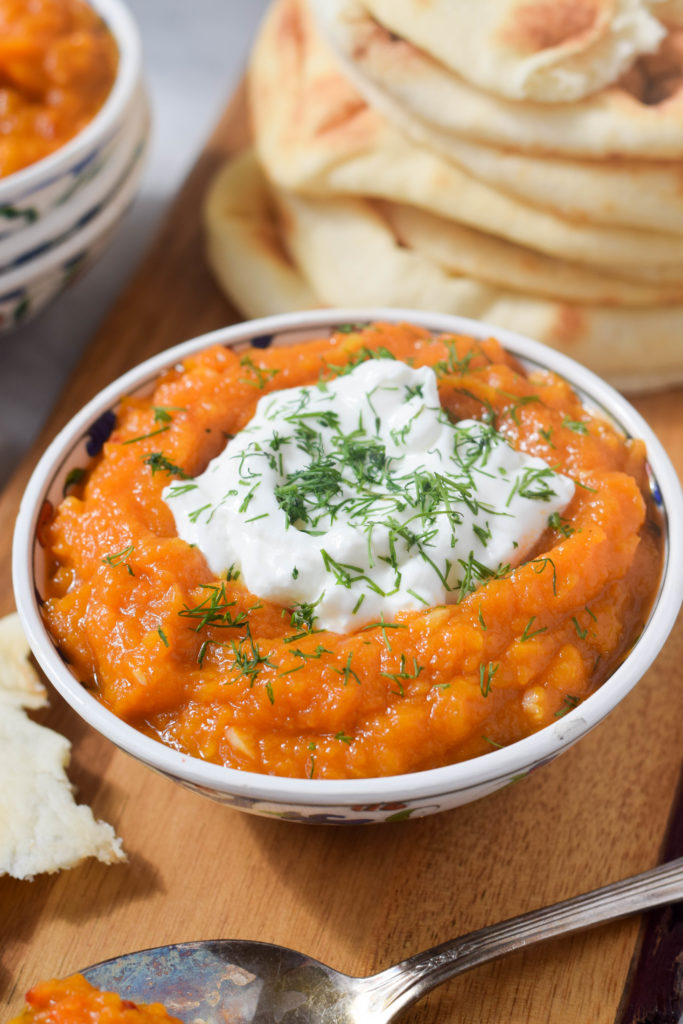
[
  {"x1": 8, "y1": 974, "x2": 182, "y2": 1024},
  {"x1": 42, "y1": 323, "x2": 663, "y2": 779},
  {"x1": 0, "y1": 0, "x2": 118, "y2": 178}
]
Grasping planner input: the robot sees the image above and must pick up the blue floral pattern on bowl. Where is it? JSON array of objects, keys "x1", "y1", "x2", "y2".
[{"x1": 0, "y1": 131, "x2": 148, "y2": 333}]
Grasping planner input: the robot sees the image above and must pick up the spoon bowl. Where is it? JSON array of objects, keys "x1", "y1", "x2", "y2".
[{"x1": 82, "y1": 857, "x2": 683, "y2": 1023}]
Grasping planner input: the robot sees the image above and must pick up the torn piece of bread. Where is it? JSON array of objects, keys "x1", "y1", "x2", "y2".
[
  {"x1": 0, "y1": 611, "x2": 49, "y2": 710},
  {"x1": 0, "y1": 612, "x2": 125, "y2": 880}
]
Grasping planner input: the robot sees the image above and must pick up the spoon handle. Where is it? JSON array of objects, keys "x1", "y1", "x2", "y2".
[{"x1": 365, "y1": 856, "x2": 683, "y2": 1022}]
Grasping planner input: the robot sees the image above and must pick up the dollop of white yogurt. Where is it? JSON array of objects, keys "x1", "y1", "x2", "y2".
[{"x1": 163, "y1": 359, "x2": 574, "y2": 633}]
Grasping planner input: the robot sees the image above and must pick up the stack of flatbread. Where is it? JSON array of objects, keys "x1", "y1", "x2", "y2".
[{"x1": 205, "y1": 0, "x2": 683, "y2": 391}]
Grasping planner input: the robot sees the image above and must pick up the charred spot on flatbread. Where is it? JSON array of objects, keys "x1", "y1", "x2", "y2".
[
  {"x1": 620, "y1": 29, "x2": 683, "y2": 104},
  {"x1": 500, "y1": 1, "x2": 601, "y2": 55},
  {"x1": 549, "y1": 304, "x2": 587, "y2": 346}
]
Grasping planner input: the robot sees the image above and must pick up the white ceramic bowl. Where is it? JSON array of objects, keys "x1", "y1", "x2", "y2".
[
  {"x1": 0, "y1": 119, "x2": 148, "y2": 331},
  {"x1": 0, "y1": 86, "x2": 149, "y2": 275},
  {"x1": 12, "y1": 310, "x2": 683, "y2": 824},
  {"x1": 0, "y1": 0, "x2": 144, "y2": 240}
]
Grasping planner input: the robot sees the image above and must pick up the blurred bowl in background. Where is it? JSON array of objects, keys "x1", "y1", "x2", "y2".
[
  {"x1": 0, "y1": 88, "x2": 149, "y2": 275},
  {"x1": 0, "y1": 0, "x2": 149, "y2": 331},
  {"x1": 0, "y1": 122, "x2": 148, "y2": 331},
  {"x1": 0, "y1": 0, "x2": 144, "y2": 238}
]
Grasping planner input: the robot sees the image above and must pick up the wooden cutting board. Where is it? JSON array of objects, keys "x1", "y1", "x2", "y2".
[{"x1": 1, "y1": 83, "x2": 682, "y2": 1023}]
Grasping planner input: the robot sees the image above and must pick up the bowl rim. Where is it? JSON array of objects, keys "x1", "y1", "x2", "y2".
[
  {"x1": 0, "y1": 0, "x2": 143, "y2": 204},
  {"x1": 0, "y1": 118, "x2": 148, "y2": 297},
  {"x1": 13, "y1": 308, "x2": 683, "y2": 806}
]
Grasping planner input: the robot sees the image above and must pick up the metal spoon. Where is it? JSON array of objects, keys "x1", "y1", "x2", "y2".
[{"x1": 84, "y1": 857, "x2": 683, "y2": 1023}]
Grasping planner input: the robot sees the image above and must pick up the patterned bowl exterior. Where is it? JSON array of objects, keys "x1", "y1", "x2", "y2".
[
  {"x1": 12, "y1": 310, "x2": 683, "y2": 823},
  {"x1": 0, "y1": 86, "x2": 149, "y2": 275},
  {"x1": 0, "y1": 0, "x2": 143, "y2": 240},
  {"x1": 0, "y1": 120, "x2": 148, "y2": 333}
]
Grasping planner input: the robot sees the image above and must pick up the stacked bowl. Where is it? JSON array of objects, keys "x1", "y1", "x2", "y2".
[{"x1": 0, "y1": 0, "x2": 148, "y2": 332}]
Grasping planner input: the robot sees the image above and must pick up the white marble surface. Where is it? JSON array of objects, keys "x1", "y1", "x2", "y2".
[{"x1": 0, "y1": 0, "x2": 270, "y2": 488}]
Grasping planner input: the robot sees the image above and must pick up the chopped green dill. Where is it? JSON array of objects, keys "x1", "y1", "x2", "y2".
[
  {"x1": 360, "y1": 617, "x2": 407, "y2": 652},
  {"x1": 478, "y1": 605, "x2": 487, "y2": 630},
  {"x1": 275, "y1": 459, "x2": 343, "y2": 527},
  {"x1": 320, "y1": 550, "x2": 388, "y2": 596},
  {"x1": 562, "y1": 416, "x2": 588, "y2": 435},
  {"x1": 457, "y1": 552, "x2": 510, "y2": 601},
  {"x1": 473, "y1": 522, "x2": 492, "y2": 547},
  {"x1": 506, "y1": 465, "x2": 558, "y2": 506},
  {"x1": 548, "y1": 511, "x2": 575, "y2": 538},
  {"x1": 277, "y1": 664, "x2": 305, "y2": 678},
  {"x1": 572, "y1": 616, "x2": 588, "y2": 639},
  {"x1": 63, "y1": 467, "x2": 86, "y2": 495},
  {"x1": 334, "y1": 731, "x2": 353, "y2": 743},
  {"x1": 102, "y1": 544, "x2": 135, "y2": 576},
  {"x1": 143, "y1": 451, "x2": 189, "y2": 478},
  {"x1": 198, "y1": 639, "x2": 213, "y2": 667},
  {"x1": 497, "y1": 391, "x2": 542, "y2": 426},
  {"x1": 188, "y1": 503, "x2": 212, "y2": 523},
  {"x1": 290, "y1": 596, "x2": 322, "y2": 632},
  {"x1": 122, "y1": 425, "x2": 170, "y2": 445},
  {"x1": 157, "y1": 627, "x2": 169, "y2": 648},
  {"x1": 227, "y1": 624, "x2": 275, "y2": 684},
  {"x1": 555, "y1": 694, "x2": 580, "y2": 718},
  {"x1": 433, "y1": 338, "x2": 476, "y2": 378},
  {"x1": 165, "y1": 482, "x2": 198, "y2": 498},
  {"x1": 152, "y1": 405, "x2": 185, "y2": 424},
  {"x1": 239, "y1": 354, "x2": 280, "y2": 390},
  {"x1": 289, "y1": 644, "x2": 333, "y2": 661},
  {"x1": 332, "y1": 651, "x2": 361, "y2": 686},
  {"x1": 322, "y1": 344, "x2": 396, "y2": 377},
  {"x1": 179, "y1": 582, "x2": 249, "y2": 631},
  {"x1": 539, "y1": 427, "x2": 555, "y2": 448},
  {"x1": 530, "y1": 556, "x2": 557, "y2": 595},
  {"x1": 482, "y1": 735, "x2": 503, "y2": 749},
  {"x1": 282, "y1": 631, "x2": 311, "y2": 644},
  {"x1": 336, "y1": 323, "x2": 366, "y2": 334},
  {"x1": 479, "y1": 661, "x2": 499, "y2": 697},
  {"x1": 381, "y1": 654, "x2": 423, "y2": 694},
  {"x1": 291, "y1": 567, "x2": 299, "y2": 580},
  {"x1": 520, "y1": 616, "x2": 547, "y2": 643}
]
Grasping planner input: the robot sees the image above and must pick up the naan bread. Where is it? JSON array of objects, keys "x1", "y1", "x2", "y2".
[
  {"x1": 381, "y1": 201, "x2": 683, "y2": 306},
  {"x1": 0, "y1": 612, "x2": 125, "y2": 880},
  {"x1": 412, "y1": 130, "x2": 683, "y2": 236},
  {"x1": 250, "y1": 0, "x2": 683, "y2": 269},
  {"x1": 311, "y1": 0, "x2": 683, "y2": 158},
  {"x1": 203, "y1": 151, "x2": 683, "y2": 392},
  {"x1": 358, "y1": 0, "x2": 666, "y2": 102},
  {"x1": 204, "y1": 150, "x2": 319, "y2": 318},
  {"x1": 0, "y1": 611, "x2": 49, "y2": 710}
]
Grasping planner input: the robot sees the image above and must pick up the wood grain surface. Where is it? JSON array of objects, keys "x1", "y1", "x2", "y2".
[{"x1": 1, "y1": 84, "x2": 683, "y2": 1024}]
